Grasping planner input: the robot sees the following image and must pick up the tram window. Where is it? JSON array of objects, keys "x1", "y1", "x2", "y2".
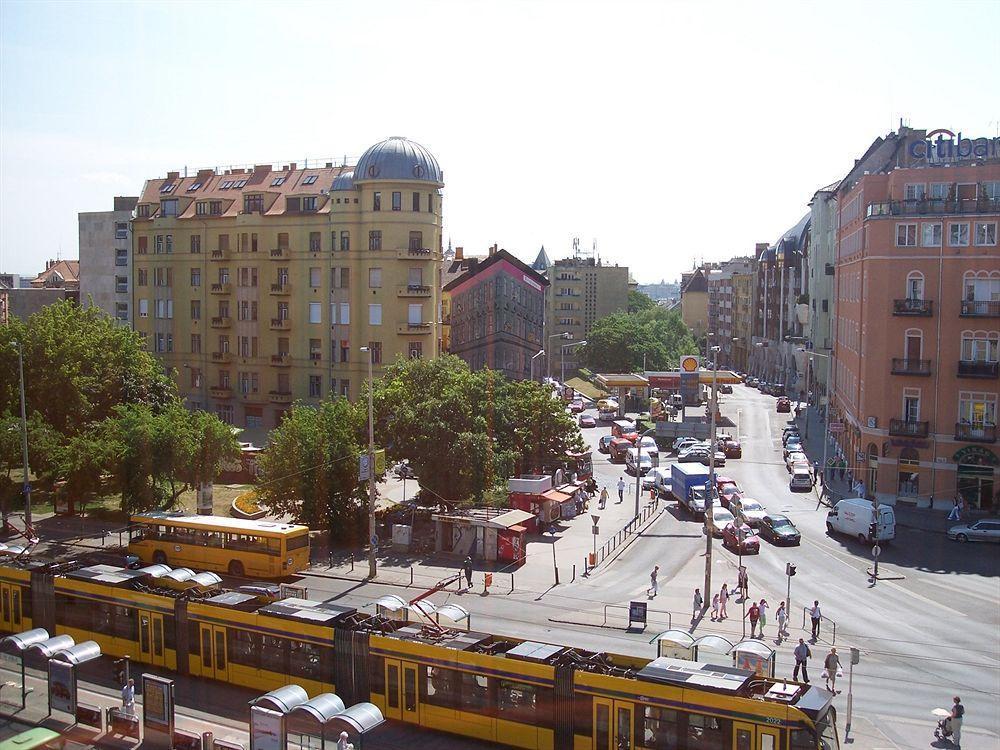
[
  {"x1": 2, "y1": 589, "x2": 9, "y2": 622},
  {"x1": 162, "y1": 616, "x2": 176, "y2": 651},
  {"x1": 423, "y1": 666, "x2": 458, "y2": 709},
  {"x1": 11, "y1": 589, "x2": 20, "y2": 625},
  {"x1": 114, "y1": 606, "x2": 137, "y2": 641},
  {"x1": 617, "y1": 706, "x2": 632, "y2": 749},
  {"x1": 459, "y1": 672, "x2": 490, "y2": 713},
  {"x1": 404, "y1": 667, "x2": 417, "y2": 712},
  {"x1": 188, "y1": 623, "x2": 201, "y2": 655},
  {"x1": 369, "y1": 656, "x2": 385, "y2": 694},
  {"x1": 687, "y1": 713, "x2": 727, "y2": 750},
  {"x1": 139, "y1": 615, "x2": 150, "y2": 653},
  {"x1": 229, "y1": 629, "x2": 259, "y2": 668},
  {"x1": 596, "y1": 703, "x2": 610, "y2": 749},
  {"x1": 761, "y1": 734, "x2": 776, "y2": 750},
  {"x1": 201, "y1": 630, "x2": 212, "y2": 669},
  {"x1": 574, "y1": 693, "x2": 592, "y2": 736},
  {"x1": 387, "y1": 664, "x2": 400, "y2": 709},
  {"x1": 260, "y1": 635, "x2": 288, "y2": 674},
  {"x1": 498, "y1": 680, "x2": 539, "y2": 725},
  {"x1": 736, "y1": 728, "x2": 752, "y2": 750},
  {"x1": 289, "y1": 641, "x2": 324, "y2": 682},
  {"x1": 643, "y1": 706, "x2": 679, "y2": 749},
  {"x1": 18, "y1": 587, "x2": 30, "y2": 620},
  {"x1": 790, "y1": 729, "x2": 815, "y2": 750}
]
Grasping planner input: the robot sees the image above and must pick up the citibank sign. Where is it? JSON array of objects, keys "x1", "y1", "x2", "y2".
[{"x1": 908, "y1": 129, "x2": 1000, "y2": 161}]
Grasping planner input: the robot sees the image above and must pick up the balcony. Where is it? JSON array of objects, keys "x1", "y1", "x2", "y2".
[
  {"x1": 271, "y1": 353, "x2": 291, "y2": 367},
  {"x1": 891, "y1": 358, "x2": 931, "y2": 376},
  {"x1": 211, "y1": 351, "x2": 231, "y2": 363},
  {"x1": 115, "y1": 284, "x2": 128, "y2": 294},
  {"x1": 210, "y1": 316, "x2": 232, "y2": 329},
  {"x1": 958, "y1": 360, "x2": 999, "y2": 378},
  {"x1": 270, "y1": 317, "x2": 291, "y2": 331},
  {"x1": 892, "y1": 298, "x2": 933, "y2": 316},
  {"x1": 115, "y1": 257, "x2": 128, "y2": 267},
  {"x1": 270, "y1": 247, "x2": 288, "y2": 259},
  {"x1": 397, "y1": 322, "x2": 433, "y2": 335},
  {"x1": 211, "y1": 248, "x2": 231, "y2": 260},
  {"x1": 960, "y1": 300, "x2": 1000, "y2": 317},
  {"x1": 309, "y1": 352, "x2": 322, "y2": 362},
  {"x1": 955, "y1": 422, "x2": 997, "y2": 443},
  {"x1": 269, "y1": 390, "x2": 293, "y2": 404},
  {"x1": 209, "y1": 385, "x2": 232, "y2": 399},
  {"x1": 269, "y1": 282, "x2": 291, "y2": 295},
  {"x1": 889, "y1": 419, "x2": 929, "y2": 438},
  {"x1": 866, "y1": 198, "x2": 1000, "y2": 218},
  {"x1": 210, "y1": 283, "x2": 231, "y2": 295},
  {"x1": 397, "y1": 284, "x2": 432, "y2": 298},
  {"x1": 395, "y1": 247, "x2": 438, "y2": 260}
]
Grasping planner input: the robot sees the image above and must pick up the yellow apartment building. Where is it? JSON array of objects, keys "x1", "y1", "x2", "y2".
[{"x1": 131, "y1": 136, "x2": 444, "y2": 429}]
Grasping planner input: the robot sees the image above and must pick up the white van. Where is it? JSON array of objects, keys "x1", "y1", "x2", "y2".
[
  {"x1": 626, "y1": 448, "x2": 653, "y2": 475},
  {"x1": 826, "y1": 498, "x2": 895, "y2": 543}
]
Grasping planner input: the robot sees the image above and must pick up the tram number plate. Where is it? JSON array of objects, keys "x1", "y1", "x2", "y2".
[{"x1": 765, "y1": 717, "x2": 781, "y2": 725}]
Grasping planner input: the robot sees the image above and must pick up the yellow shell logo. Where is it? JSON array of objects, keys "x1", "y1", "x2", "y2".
[{"x1": 680, "y1": 356, "x2": 699, "y2": 372}]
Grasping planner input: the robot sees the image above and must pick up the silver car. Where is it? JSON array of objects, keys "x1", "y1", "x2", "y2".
[{"x1": 947, "y1": 519, "x2": 1000, "y2": 543}]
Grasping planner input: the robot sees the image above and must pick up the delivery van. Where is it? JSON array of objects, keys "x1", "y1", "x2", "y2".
[{"x1": 826, "y1": 497, "x2": 896, "y2": 543}]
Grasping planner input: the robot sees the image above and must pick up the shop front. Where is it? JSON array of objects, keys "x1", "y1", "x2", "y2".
[{"x1": 954, "y1": 445, "x2": 998, "y2": 511}]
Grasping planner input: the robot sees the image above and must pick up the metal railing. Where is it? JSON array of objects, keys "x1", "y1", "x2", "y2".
[
  {"x1": 590, "y1": 498, "x2": 660, "y2": 569},
  {"x1": 866, "y1": 198, "x2": 1000, "y2": 218},
  {"x1": 892, "y1": 298, "x2": 933, "y2": 316},
  {"x1": 888, "y1": 418, "x2": 929, "y2": 438},
  {"x1": 890, "y1": 358, "x2": 931, "y2": 376},
  {"x1": 801, "y1": 607, "x2": 837, "y2": 644},
  {"x1": 955, "y1": 423, "x2": 997, "y2": 443},
  {"x1": 957, "y1": 360, "x2": 999, "y2": 378},
  {"x1": 603, "y1": 603, "x2": 671, "y2": 629},
  {"x1": 960, "y1": 300, "x2": 1000, "y2": 317}
]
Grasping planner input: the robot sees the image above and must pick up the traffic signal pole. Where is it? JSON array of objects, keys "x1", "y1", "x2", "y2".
[{"x1": 702, "y1": 348, "x2": 719, "y2": 605}]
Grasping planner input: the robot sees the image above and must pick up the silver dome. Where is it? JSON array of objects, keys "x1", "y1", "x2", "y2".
[
  {"x1": 332, "y1": 170, "x2": 355, "y2": 191},
  {"x1": 354, "y1": 136, "x2": 443, "y2": 184}
]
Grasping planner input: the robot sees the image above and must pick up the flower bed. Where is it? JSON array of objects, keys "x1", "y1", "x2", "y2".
[{"x1": 231, "y1": 491, "x2": 266, "y2": 520}]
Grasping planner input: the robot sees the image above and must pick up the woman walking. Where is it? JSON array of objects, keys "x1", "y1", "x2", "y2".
[
  {"x1": 758, "y1": 598, "x2": 769, "y2": 637},
  {"x1": 776, "y1": 601, "x2": 788, "y2": 641},
  {"x1": 719, "y1": 583, "x2": 729, "y2": 619},
  {"x1": 710, "y1": 593, "x2": 720, "y2": 621}
]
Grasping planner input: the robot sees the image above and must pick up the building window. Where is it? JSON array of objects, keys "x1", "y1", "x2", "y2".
[
  {"x1": 903, "y1": 183, "x2": 926, "y2": 201},
  {"x1": 412, "y1": 192, "x2": 420, "y2": 211},
  {"x1": 190, "y1": 333, "x2": 201, "y2": 353},
  {"x1": 309, "y1": 232, "x2": 321, "y2": 251},
  {"x1": 369, "y1": 341, "x2": 382, "y2": 365},
  {"x1": 408, "y1": 304, "x2": 423, "y2": 325},
  {"x1": 392, "y1": 191, "x2": 401, "y2": 211},
  {"x1": 190, "y1": 235, "x2": 201, "y2": 253},
  {"x1": 191, "y1": 300, "x2": 201, "y2": 320},
  {"x1": 408, "y1": 341, "x2": 422, "y2": 359},
  {"x1": 921, "y1": 223, "x2": 942, "y2": 247},
  {"x1": 974, "y1": 222, "x2": 997, "y2": 246},
  {"x1": 161, "y1": 199, "x2": 178, "y2": 217},
  {"x1": 339, "y1": 303, "x2": 350, "y2": 325},
  {"x1": 137, "y1": 236, "x2": 148, "y2": 254},
  {"x1": 930, "y1": 182, "x2": 952, "y2": 200},
  {"x1": 115, "y1": 222, "x2": 128, "y2": 239},
  {"x1": 165, "y1": 235, "x2": 173, "y2": 254},
  {"x1": 959, "y1": 392, "x2": 997, "y2": 426},
  {"x1": 303, "y1": 196, "x2": 317, "y2": 212},
  {"x1": 340, "y1": 379, "x2": 350, "y2": 398},
  {"x1": 895, "y1": 224, "x2": 917, "y2": 247},
  {"x1": 369, "y1": 231, "x2": 382, "y2": 251},
  {"x1": 138, "y1": 269, "x2": 148, "y2": 286},
  {"x1": 905, "y1": 272, "x2": 924, "y2": 300},
  {"x1": 428, "y1": 193, "x2": 434, "y2": 213},
  {"x1": 136, "y1": 205, "x2": 150, "y2": 218},
  {"x1": 309, "y1": 267, "x2": 321, "y2": 288},
  {"x1": 373, "y1": 192, "x2": 381, "y2": 211},
  {"x1": 308, "y1": 375, "x2": 322, "y2": 398},
  {"x1": 340, "y1": 231, "x2": 350, "y2": 252},
  {"x1": 191, "y1": 268, "x2": 201, "y2": 287},
  {"x1": 960, "y1": 332, "x2": 999, "y2": 362},
  {"x1": 309, "y1": 302, "x2": 322, "y2": 324},
  {"x1": 409, "y1": 231, "x2": 423, "y2": 251},
  {"x1": 309, "y1": 339, "x2": 321, "y2": 361},
  {"x1": 138, "y1": 299, "x2": 148, "y2": 318},
  {"x1": 340, "y1": 344, "x2": 350, "y2": 363},
  {"x1": 369, "y1": 268, "x2": 382, "y2": 288},
  {"x1": 369, "y1": 304, "x2": 382, "y2": 325},
  {"x1": 950, "y1": 223, "x2": 970, "y2": 247},
  {"x1": 115, "y1": 302, "x2": 129, "y2": 320},
  {"x1": 244, "y1": 194, "x2": 264, "y2": 214}
]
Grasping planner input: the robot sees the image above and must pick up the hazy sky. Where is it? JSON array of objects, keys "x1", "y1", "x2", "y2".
[{"x1": 1, "y1": 0, "x2": 998, "y2": 284}]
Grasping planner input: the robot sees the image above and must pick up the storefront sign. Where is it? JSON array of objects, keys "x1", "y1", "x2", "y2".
[
  {"x1": 48, "y1": 660, "x2": 76, "y2": 714},
  {"x1": 890, "y1": 438, "x2": 930, "y2": 449},
  {"x1": 953, "y1": 445, "x2": 999, "y2": 466},
  {"x1": 628, "y1": 601, "x2": 647, "y2": 625},
  {"x1": 908, "y1": 129, "x2": 1000, "y2": 161},
  {"x1": 828, "y1": 421, "x2": 844, "y2": 433},
  {"x1": 680, "y1": 356, "x2": 700, "y2": 373}
]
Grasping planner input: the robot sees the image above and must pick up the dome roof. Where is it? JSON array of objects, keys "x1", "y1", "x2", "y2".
[
  {"x1": 354, "y1": 136, "x2": 443, "y2": 184},
  {"x1": 332, "y1": 170, "x2": 355, "y2": 191}
]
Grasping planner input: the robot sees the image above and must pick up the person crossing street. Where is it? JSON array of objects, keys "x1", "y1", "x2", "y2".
[
  {"x1": 617, "y1": 476, "x2": 626, "y2": 503},
  {"x1": 599, "y1": 486, "x2": 609, "y2": 509},
  {"x1": 793, "y1": 639, "x2": 812, "y2": 683},
  {"x1": 648, "y1": 566, "x2": 659, "y2": 597}
]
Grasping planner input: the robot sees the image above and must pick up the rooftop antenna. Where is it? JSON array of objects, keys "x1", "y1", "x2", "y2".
[{"x1": 572, "y1": 237, "x2": 580, "y2": 258}]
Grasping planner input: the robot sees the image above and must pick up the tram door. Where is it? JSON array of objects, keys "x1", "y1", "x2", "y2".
[
  {"x1": 197, "y1": 624, "x2": 229, "y2": 682},
  {"x1": 593, "y1": 697, "x2": 634, "y2": 750},
  {"x1": 138, "y1": 611, "x2": 167, "y2": 667},
  {"x1": 384, "y1": 659, "x2": 420, "y2": 723},
  {"x1": 734, "y1": 721, "x2": 780, "y2": 750},
  {"x1": 0, "y1": 584, "x2": 22, "y2": 631}
]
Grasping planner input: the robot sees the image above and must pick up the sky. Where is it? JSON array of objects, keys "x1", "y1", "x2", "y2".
[{"x1": 1, "y1": 0, "x2": 998, "y2": 284}]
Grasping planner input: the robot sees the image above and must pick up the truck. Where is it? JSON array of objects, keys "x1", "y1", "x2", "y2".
[{"x1": 670, "y1": 462, "x2": 711, "y2": 515}]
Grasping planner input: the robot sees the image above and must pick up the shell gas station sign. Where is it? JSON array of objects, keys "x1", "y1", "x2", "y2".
[{"x1": 680, "y1": 355, "x2": 700, "y2": 373}]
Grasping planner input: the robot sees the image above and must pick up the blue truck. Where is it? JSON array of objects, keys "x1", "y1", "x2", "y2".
[{"x1": 670, "y1": 462, "x2": 711, "y2": 515}]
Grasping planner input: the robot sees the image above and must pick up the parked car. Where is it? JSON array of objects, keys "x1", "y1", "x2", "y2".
[
  {"x1": 678, "y1": 447, "x2": 726, "y2": 467},
  {"x1": 729, "y1": 497, "x2": 767, "y2": 527},
  {"x1": 673, "y1": 437, "x2": 702, "y2": 454},
  {"x1": 773, "y1": 384, "x2": 786, "y2": 396},
  {"x1": 783, "y1": 440, "x2": 804, "y2": 459},
  {"x1": 758, "y1": 514, "x2": 801, "y2": 545},
  {"x1": 782, "y1": 428, "x2": 801, "y2": 446},
  {"x1": 706, "y1": 505, "x2": 736, "y2": 537},
  {"x1": 715, "y1": 475, "x2": 740, "y2": 493},
  {"x1": 785, "y1": 452, "x2": 808, "y2": 471},
  {"x1": 648, "y1": 467, "x2": 672, "y2": 497},
  {"x1": 719, "y1": 383, "x2": 733, "y2": 394},
  {"x1": 722, "y1": 522, "x2": 760, "y2": 554},
  {"x1": 597, "y1": 435, "x2": 614, "y2": 454},
  {"x1": 947, "y1": 519, "x2": 1000, "y2": 543},
  {"x1": 609, "y1": 437, "x2": 632, "y2": 463},
  {"x1": 790, "y1": 467, "x2": 813, "y2": 491},
  {"x1": 569, "y1": 400, "x2": 585, "y2": 413},
  {"x1": 746, "y1": 377, "x2": 758, "y2": 387},
  {"x1": 579, "y1": 414, "x2": 597, "y2": 428},
  {"x1": 826, "y1": 498, "x2": 896, "y2": 543},
  {"x1": 776, "y1": 397, "x2": 791, "y2": 413}
]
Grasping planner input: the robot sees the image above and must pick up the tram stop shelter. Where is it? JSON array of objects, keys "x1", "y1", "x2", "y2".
[
  {"x1": 732, "y1": 639, "x2": 776, "y2": 677},
  {"x1": 649, "y1": 630, "x2": 696, "y2": 660},
  {"x1": 251, "y1": 685, "x2": 385, "y2": 749}
]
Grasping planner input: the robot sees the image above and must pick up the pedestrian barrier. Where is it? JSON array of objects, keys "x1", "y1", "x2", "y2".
[
  {"x1": 602, "y1": 603, "x2": 671, "y2": 629},
  {"x1": 590, "y1": 498, "x2": 660, "y2": 570},
  {"x1": 801, "y1": 607, "x2": 837, "y2": 644}
]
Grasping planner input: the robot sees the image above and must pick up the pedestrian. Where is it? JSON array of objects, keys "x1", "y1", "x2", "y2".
[
  {"x1": 463, "y1": 556, "x2": 473, "y2": 588},
  {"x1": 948, "y1": 496, "x2": 961, "y2": 522},
  {"x1": 810, "y1": 600, "x2": 822, "y2": 640},
  {"x1": 121, "y1": 678, "x2": 135, "y2": 716},
  {"x1": 758, "y1": 598, "x2": 769, "y2": 637},
  {"x1": 746, "y1": 600, "x2": 760, "y2": 638},
  {"x1": 710, "y1": 593, "x2": 720, "y2": 621},
  {"x1": 950, "y1": 695, "x2": 964, "y2": 747},
  {"x1": 812, "y1": 461, "x2": 820, "y2": 487},
  {"x1": 719, "y1": 583, "x2": 729, "y2": 619},
  {"x1": 617, "y1": 477, "x2": 626, "y2": 503},
  {"x1": 776, "y1": 601, "x2": 788, "y2": 639},
  {"x1": 692, "y1": 588, "x2": 703, "y2": 621},
  {"x1": 793, "y1": 639, "x2": 812, "y2": 682},
  {"x1": 737, "y1": 566, "x2": 749, "y2": 600},
  {"x1": 599, "y1": 486, "x2": 609, "y2": 510},
  {"x1": 649, "y1": 566, "x2": 659, "y2": 597},
  {"x1": 337, "y1": 730, "x2": 352, "y2": 750},
  {"x1": 823, "y1": 648, "x2": 842, "y2": 693}
]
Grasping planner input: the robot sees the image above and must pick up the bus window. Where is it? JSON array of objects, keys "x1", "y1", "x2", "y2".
[{"x1": 286, "y1": 534, "x2": 310, "y2": 551}]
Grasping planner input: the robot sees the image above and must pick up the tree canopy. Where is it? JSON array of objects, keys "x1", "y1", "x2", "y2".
[
  {"x1": 628, "y1": 289, "x2": 656, "y2": 314},
  {"x1": 580, "y1": 306, "x2": 697, "y2": 373}
]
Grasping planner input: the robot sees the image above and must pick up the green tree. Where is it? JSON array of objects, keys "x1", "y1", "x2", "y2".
[
  {"x1": 628, "y1": 289, "x2": 656, "y2": 314},
  {"x1": 255, "y1": 397, "x2": 367, "y2": 539},
  {"x1": 580, "y1": 307, "x2": 697, "y2": 373}
]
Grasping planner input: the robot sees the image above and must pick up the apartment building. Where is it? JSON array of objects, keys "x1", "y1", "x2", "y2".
[
  {"x1": 831, "y1": 126, "x2": 1000, "y2": 509},
  {"x1": 680, "y1": 269, "x2": 709, "y2": 338},
  {"x1": 543, "y1": 256, "x2": 629, "y2": 378},
  {"x1": 131, "y1": 136, "x2": 444, "y2": 429},
  {"x1": 443, "y1": 247, "x2": 548, "y2": 380},
  {"x1": 79, "y1": 196, "x2": 138, "y2": 323},
  {"x1": 707, "y1": 258, "x2": 754, "y2": 368}
]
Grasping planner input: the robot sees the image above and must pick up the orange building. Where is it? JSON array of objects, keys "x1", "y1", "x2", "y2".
[{"x1": 831, "y1": 127, "x2": 999, "y2": 510}]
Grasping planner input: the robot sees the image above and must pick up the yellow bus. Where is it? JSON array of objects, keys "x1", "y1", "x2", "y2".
[{"x1": 128, "y1": 512, "x2": 310, "y2": 578}]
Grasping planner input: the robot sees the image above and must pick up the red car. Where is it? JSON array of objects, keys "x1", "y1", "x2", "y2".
[
  {"x1": 722, "y1": 522, "x2": 760, "y2": 554},
  {"x1": 718, "y1": 483, "x2": 743, "y2": 508},
  {"x1": 776, "y1": 397, "x2": 791, "y2": 413},
  {"x1": 719, "y1": 438, "x2": 742, "y2": 458},
  {"x1": 579, "y1": 414, "x2": 597, "y2": 428}
]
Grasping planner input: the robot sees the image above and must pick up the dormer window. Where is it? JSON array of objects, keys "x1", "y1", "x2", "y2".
[
  {"x1": 271, "y1": 176, "x2": 286, "y2": 187},
  {"x1": 302, "y1": 196, "x2": 317, "y2": 212},
  {"x1": 161, "y1": 199, "x2": 179, "y2": 217},
  {"x1": 302, "y1": 175, "x2": 318, "y2": 185},
  {"x1": 136, "y1": 205, "x2": 150, "y2": 218},
  {"x1": 286, "y1": 197, "x2": 301, "y2": 213},
  {"x1": 160, "y1": 183, "x2": 175, "y2": 194},
  {"x1": 244, "y1": 194, "x2": 264, "y2": 214}
]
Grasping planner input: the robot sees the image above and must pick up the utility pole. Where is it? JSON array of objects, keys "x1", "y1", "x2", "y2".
[
  {"x1": 702, "y1": 346, "x2": 720, "y2": 600},
  {"x1": 15, "y1": 341, "x2": 32, "y2": 529},
  {"x1": 803, "y1": 355, "x2": 812, "y2": 439},
  {"x1": 360, "y1": 346, "x2": 377, "y2": 579}
]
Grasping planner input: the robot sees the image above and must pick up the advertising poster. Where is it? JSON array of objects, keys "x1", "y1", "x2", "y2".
[
  {"x1": 48, "y1": 660, "x2": 76, "y2": 714},
  {"x1": 142, "y1": 675, "x2": 175, "y2": 733},
  {"x1": 251, "y1": 706, "x2": 286, "y2": 750}
]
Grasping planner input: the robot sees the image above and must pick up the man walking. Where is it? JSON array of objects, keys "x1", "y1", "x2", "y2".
[
  {"x1": 649, "y1": 566, "x2": 659, "y2": 597},
  {"x1": 810, "y1": 600, "x2": 822, "y2": 640},
  {"x1": 463, "y1": 556, "x2": 473, "y2": 589},
  {"x1": 737, "y1": 567, "x2": 749, "y2": 600},
  {"x1": 824, "y1": 648, "x2": 842, "y2": 693},
  {"x1": 121, "y1": 678, "x2": 136, "y2": 716},
  {"x1": 813, "y1": 460, "x2": 820, "y2": 487},
  {"x1": 599, "y1": 486, "x2": 609, "y2": 510},
  {"x1": 617, "y1": 477, "x2": 626, "y2": 504},
  {"x1": 793, "y1": 639, "x2": 812, "y2": 683},
  {"x1": 692, "y1": 588, "x2": 703, "y2": 621},
  {"x1": 746, "y1": 600, "x2": 760, "y2": 638}
]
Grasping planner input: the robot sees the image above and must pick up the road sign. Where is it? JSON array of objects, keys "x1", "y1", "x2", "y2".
[
  {"x1": 592, "y1": 525, "x2": 600, "y2": 535},
  {"x1": 359, "y1": 454, "x2": 372, "y2": 481},
  {"x1": 828, "y1": 421, "x2": 844, "y2": 433},
  {"x1": 591, "y1": 514, "x2": 600, "y2": 525},
  {"x1": 628, "y1": 601, "x2": 647, "y2": 625},
  {"x1": 850, "y1": 647, "x2": 860, "y2": 665},
  {"x1": 370, "y1": 535, "x2": 379, "y2": 548},
  {"x1": 872, "y1": 545, "x2": 881, "y2": 557}
]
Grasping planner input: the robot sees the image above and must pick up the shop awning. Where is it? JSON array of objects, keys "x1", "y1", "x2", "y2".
[
  {"x1": 484, "y1": 509, "x2": 535, "y2": 529},
  {"x1": 541, "y1": 489, "x2": 573, "y2": 504}
]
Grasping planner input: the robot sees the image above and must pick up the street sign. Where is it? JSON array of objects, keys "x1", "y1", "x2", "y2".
[
  {"x1": 850, "y1": 647, "x2": 860, "y2": 665},
  {"x1": 828, "y1": 421, "x2": 844, "y2": 433},
  {"x1": 370, "y1": 535, "x2": 379, "y2": 548},
  {"x1": 591, "y1": 514, "x2": 600, "y2": 525},
  {"x1": 872, "y1": 545, "x2": 881, "y2": 557},
  {"x1": 359, "y1": 454, "x2": 372, "y2": 481},
  {"x1": 592, "y1": 525, "x2": 600, "y2": 535},
  {"x1": 628, "y1": 601, "x2": 647, "y2": 625}
]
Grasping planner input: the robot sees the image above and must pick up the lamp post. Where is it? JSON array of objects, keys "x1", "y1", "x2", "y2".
[
  {"x1": 800, "y1": 348, "x2": 833, "y2": 485},
  {"x1": 702, "y1": 345, "x2": 720, "y2": 601},
  {"x1": 530, "y1": 349, "x2": 545, "y2": 383},
  {"x1": 561, "y1": 340, "x2": 587, "y2": 387},
  {"x1": 359, "y1": 346, "x2": 377, "y2": 579},
  {"x1": 548, "y1": 332, "x2": 570, "y2": 380},
  {"x1": 13, "y1": 341, "x2": 31, "y2": 530}
]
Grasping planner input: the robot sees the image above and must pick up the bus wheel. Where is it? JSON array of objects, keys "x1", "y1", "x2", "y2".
[
  {"x1": 152, "y1": 550, "x2": 167, "y2": 565},
  {"x1": 228, "y1": 560, "x2": 245, "y2": 577}
]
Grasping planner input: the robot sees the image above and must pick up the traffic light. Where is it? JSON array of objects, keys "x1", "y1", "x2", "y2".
[
  {"x1": 869, "y1": 522, "x2": 878, "y2": 542},
  {"x1": 785, "y1": 563, "x2": 796, "y2": 577}
]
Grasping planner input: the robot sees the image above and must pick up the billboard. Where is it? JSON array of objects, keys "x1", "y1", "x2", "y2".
[
  {"x1": 251, "y1": 706, "x2": 286, "y2": 750},
  {"x1": 142, "y1": 674, "x2": 175, "y2": 734},
  {"x1": 48, "y1": 660, "x2": 76, "y2": 714}
]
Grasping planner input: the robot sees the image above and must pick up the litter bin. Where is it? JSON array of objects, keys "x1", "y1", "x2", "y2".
[{"x1": 588, "y1": 552, "x2": 597, "y2": 567}]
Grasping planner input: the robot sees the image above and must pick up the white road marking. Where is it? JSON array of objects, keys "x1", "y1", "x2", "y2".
[{"x1": 912, "y1": 573, "x2": 1000, "y2": 607}]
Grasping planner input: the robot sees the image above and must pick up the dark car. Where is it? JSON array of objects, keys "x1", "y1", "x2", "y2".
[
  {"x1": 720, "y1": 439, "x2": 742, "y2": 459},
  {"x1": 719, "y1": 383, "x2": 733, "y2": 394},
  {"x1": 776, "y1": 397, "x2": 791, "y2": 413},
  {"x1": 579, "y1": 414, "x2": 597, "y2": 428},
  {"x1": 722, "y1": 522, "x2": 760, "y2": 554},
  {"x1": 598, "y1": 435, "x2": 614, "y2": 454},
  {"x1": 758, "y1": 514, "x2": 801, "y2": 545}
]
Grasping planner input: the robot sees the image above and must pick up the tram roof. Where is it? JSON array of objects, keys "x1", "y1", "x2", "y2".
[
  {"x1": 637, "y1": 657, "x2": 754, "y2": 693},
  {"x1": 258, "y1": 597, "x2": 357, "y2": 624},
  {"x1": 65, "y1": 564, "x2": 147, "y2": 586},
  {"x1": 387, "y1": 624, "x2": 492, "y2": 650}
]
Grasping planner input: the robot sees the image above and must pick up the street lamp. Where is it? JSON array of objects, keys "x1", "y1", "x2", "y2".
[
  {"x1": 547, "y1": 332, "x2": 570, "y2": 380},
  {"x1": 359, "y1": 346, "x2": 377, "y2": 579},
  {"x1": 530, "y1": 349, "x2": 545, "y2": 383},
  {"x1": 11, "y1": 341, "x2": 31, "y2": 530},
  {"x1": 561, "y1": 340, "x2": 587, "y2": 386},
  {"x1": 702, "y1": 345, "x2": 721, "y2": 604}
]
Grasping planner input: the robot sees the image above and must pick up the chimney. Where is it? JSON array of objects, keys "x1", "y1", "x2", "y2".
[
  {"x1": 253, "y1": 164, "x2": 272, "y2": 173},
  {"x1": 290, "y1": 163, "x2": 297, "y2": 171},
  {"x1": 455, "y1": 246, "x2": 464, "y2": 260},
  {"x1": 167, "y1": 171, "x2": 180, "y2": 180},
  {"x1": 325, "y1": 162, "x2": 333, "y2": 168}
]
